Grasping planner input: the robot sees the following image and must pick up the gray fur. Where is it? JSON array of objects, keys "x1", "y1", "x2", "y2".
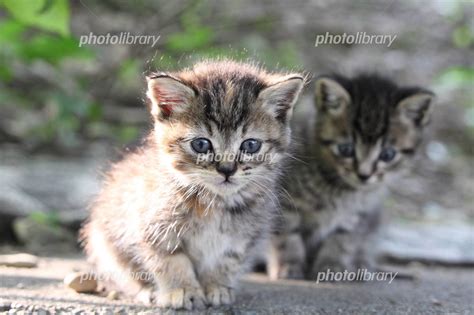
[
  {"x1": 81, "y1": 60, "x2": 304, "y2": 310},
  {"x1": 268, "y1": 74, "x2": 434, "y2": 280}
]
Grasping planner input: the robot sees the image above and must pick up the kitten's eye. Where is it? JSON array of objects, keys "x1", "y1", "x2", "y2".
[
  {"x1": 337, "y1": 143, "x2": 355, "y2": 158},
  {"x1": 191, "y1": 138, "x2": 212, "y2": 153},
  {"x1": 379, "y1": 147, "x2": 397, "y2": 162},
  {"x1": 240, "y1": 139, "x2": 262, "y2": 154}
]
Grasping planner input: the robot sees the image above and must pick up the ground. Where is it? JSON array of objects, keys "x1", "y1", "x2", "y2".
[{"x1": 0, "y1": 256, "x2": 472, "y2": 314}]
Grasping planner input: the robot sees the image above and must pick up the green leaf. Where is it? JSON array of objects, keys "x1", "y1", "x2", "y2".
[
  {"x1": 21, "y1": 34, "x2": 93, "y2": 63},
  {"x1": 87, "y1": 103, "x2": 103, "y2": 121},
  {"x1": 0, "y1": 19, "x2": 25, "y2": 42},
  {"x1": 29, "y1": 211, "x2": 60, "y2": 227},
  {"x1": 2, "y1": 0, "x2": 70, "y2": 36}
]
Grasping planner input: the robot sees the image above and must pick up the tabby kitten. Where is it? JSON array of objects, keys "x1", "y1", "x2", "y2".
[
  {"x1": 81, "y1": 60, "x2": 304, "y2": 310},
  {"x1": 268, "y1": 73, "x2": 434, "y2": 280}
]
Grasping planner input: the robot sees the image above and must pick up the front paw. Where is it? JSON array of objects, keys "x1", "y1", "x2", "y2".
[
  {"x1": 204, "y1": 284, "x2": 235, "y2": 307},
  {"x1": 155, "y1": 286, "x2": 206, "y2": 310}
]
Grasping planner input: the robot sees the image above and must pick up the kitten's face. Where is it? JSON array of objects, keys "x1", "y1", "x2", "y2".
[
  {"x1": 147, "y1": 62, "x2": 303, "y2": 197},
  {"x1": 315, "y1": 75, "x2": 434, "y2": 189}
]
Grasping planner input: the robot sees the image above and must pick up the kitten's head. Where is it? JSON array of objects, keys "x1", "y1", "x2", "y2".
[
  {"x1": 314, "y1": 74, "x2": 434, "y2": 189},
  {"x1": 146, "y1": 60, "x2": 304, "y2": 197}
]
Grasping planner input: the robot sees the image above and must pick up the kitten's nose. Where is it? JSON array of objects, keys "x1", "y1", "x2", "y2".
[
  {"x1": 216, "y1": 162, "x2": 237, "y2": 179},
  {"x1": 357, "y1": 173, "x2": 371, "y2": 182}
]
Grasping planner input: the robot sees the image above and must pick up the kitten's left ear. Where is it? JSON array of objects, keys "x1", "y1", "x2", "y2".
[
  {"x1": 396, "y1": 89, "x2": 435, "y2": 126},
  {"x1": 258, "y1": 75, "x2": 304, "y2": 123}
]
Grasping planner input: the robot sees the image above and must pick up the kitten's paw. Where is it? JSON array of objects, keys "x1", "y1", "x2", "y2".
[
  {"x1": 156, "y1": 286, "x2": 206, "y2": 310},
  {"x1": 204, "y1": 285, "x2": 235, "y2": 307},
  {"x1": 135, "y1": 288, "x2": 153, "y2": 305}
]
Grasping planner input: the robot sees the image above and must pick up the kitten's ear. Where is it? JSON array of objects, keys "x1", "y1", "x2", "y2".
[
  {"x1": 146, "y1": 73, "x2": 195, "y2": 120},
  {"x1": 314, "y1": 77, "x2": 351, "y2": 115},
  {"x1": 396, "y1": 90, "x2": 434, "y2": 126},
  {"x1": 258, "y1": 75, "x2": 304, "y2": 123}
]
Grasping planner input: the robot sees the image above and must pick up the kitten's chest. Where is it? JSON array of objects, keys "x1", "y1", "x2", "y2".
[
  {"x1": 183, "y1": 212, "x2": 247, "y2": 270},
  {"x1": 302, "y1": 188, "x2": 384, "y2": 234}
]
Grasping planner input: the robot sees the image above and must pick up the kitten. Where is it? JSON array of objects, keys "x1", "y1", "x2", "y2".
[
  {"x1": 268, "y1": 73, "x2": 434, "y2": 280},
  {"x1": 81, "y1": 60, "x2": 304, "y2": 310}
]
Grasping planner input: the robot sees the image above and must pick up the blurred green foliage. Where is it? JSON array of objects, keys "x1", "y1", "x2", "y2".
[
  {"x1": 3, "y1": 0, "x2": 469, "y2": 153},
  {"x1": 0, "y1": 0, "x2": 99, "y2": 150},
  {"x1": 0, "y1": 0, "x2": 302, "y2": 151},
  {"x1": 434, "y1": 1, "x2": 474, "y2": 140},
  {"x1": 29, "y1": 211, "x2": 60, "y2": 228},
  {"x1": 3, "y1": 0, "x2": 70, "y2": 36}
]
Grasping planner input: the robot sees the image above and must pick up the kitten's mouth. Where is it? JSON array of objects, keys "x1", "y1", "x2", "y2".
[{"x1": 220, "y1": 179, "x2": 235, "y2": 185}]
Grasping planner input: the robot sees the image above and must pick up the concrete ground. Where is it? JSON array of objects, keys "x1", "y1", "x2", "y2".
[{"x1": 0, "y1": 256, "x2": 473, "y2": 314}]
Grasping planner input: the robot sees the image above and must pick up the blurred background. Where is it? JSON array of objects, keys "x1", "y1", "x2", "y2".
[{"x1": 0, "y1": 0, "x2": 472, "y2": 266}]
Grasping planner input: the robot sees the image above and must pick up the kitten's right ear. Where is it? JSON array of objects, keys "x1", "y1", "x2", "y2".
[
  {"x1": 146, "y1": 73, "x2": 195, "y2": 120},
  {"x1": 396, "y1": 89, "x2": 434, "y2": 127},
  {"x1": 314, "y1": 77, "x2": 351, "y2": 115}
]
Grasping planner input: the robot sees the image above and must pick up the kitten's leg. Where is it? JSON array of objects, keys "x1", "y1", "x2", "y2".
[
  {"x1": 141, "y1": 248, "x2": 206, "y2": 310},
  {"x1": 197, "y1": 250, "x2": 245, "y2": 307},
  {"x1": 307, "y1": 210, "x2": 381, "y2": 280},
  {"x1": 267, "y1": 210, "x2": 306, "y2": 280},
  {"x1": 84, "y1": 222, "x2": 151, "y2": 301},
  {"x1": 268, "y1": 232, "x2": 306, "y2": 280}
]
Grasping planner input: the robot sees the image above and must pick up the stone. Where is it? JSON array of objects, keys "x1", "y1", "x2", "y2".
[
  {"x1": 13, "y1": 217, "x2": 77, "y2": 253},
  {"x1": 64, "y1": 272, "x2": 98, "y2": 293},
  {"x1": 107, "y1": 290, "x2": 119, "y2": 300},
  {"x1": 0, "y1": 253, "x2": 39, "y2": 268}
]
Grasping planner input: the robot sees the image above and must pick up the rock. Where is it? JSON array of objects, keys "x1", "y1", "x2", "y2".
[
  {"x1": 0, "y1": 253, "x2": 39, "y2": 268},
  {"x1": 64, "y1": 272, "x2": 97, "y2": 293},
  {"x1": 0, "y1": 300, "x2": 11, "y2": 312},
  {"x1": 376, "y1": 220, "x2": 474, "y2": 266},
  {"x1": 0, "y1": 179, "x2": 48, "y2": 240},
  {"x1": 107, "y1": 290, "x2": 119, "y2": 300},
  {"x1": 0, "y1": 185, "x2": 47, "y2": 218},
  {"x1": 13, "y1": 217, "x2": 77, "y2": 253},
  {"x1": 0, "y1": 154, "x2": 103, "y2": 233}
]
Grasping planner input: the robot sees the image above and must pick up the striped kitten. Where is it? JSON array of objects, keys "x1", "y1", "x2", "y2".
[
  {"x1": 81, "y1": 60, "x2": 304, "y2": 310},
  {"x1": 268, "y1": 74, "x2": 434, "y2": 280}
]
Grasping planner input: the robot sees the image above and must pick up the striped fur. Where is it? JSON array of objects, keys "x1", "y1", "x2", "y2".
[
  {"x1": 81, "y1": 60, "x2": 304, "y2": 310},
  {"x1": 269, "y1": 73, "x2": 434, "y2": 280}
]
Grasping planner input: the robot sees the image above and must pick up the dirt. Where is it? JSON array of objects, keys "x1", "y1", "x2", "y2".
[{"x1": 0, "y1": 255, "x2": 472, "y2": 314}]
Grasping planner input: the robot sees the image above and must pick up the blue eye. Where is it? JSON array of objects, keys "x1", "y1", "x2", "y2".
[
  {"x1": 191, "y1": 138, "x2": 212, "y2": 153},
  {"x1": 240, "y1": 139, "x2": 262, "y2": 154},
  {"x1": 337, "y1": 143, "x2": 355, "y2": 158},
  {"x1": 379, "y1": 147, "x2": 397, "y2": 162}
]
